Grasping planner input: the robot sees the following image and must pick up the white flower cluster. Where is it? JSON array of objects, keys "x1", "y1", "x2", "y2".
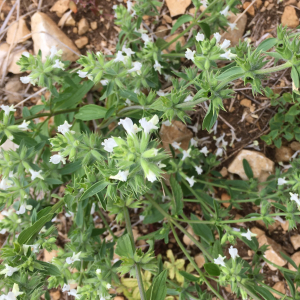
[{"x1": 214, "y1": 245, "x2": 239, "y2": 267}]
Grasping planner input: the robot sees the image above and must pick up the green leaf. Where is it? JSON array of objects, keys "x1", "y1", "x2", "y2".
[
  {"x1": 284, "y1": 273, "x2": 295, "y2": 297},
  {"x1": 203, "y1": 263, "x2": 220, "y2": 276},
  {"x1": 291, "y1": 66, "x2": 299, "y2": 88},
  {"x1": 170, "y1": 176, "x2": 183, "y2": 215},
  {"x1": 256, "y1": 286, "x2": 276, "y2": 300},
  {"x1": 280, "y1": 251, "x2": 298, "y2": 270},
  {"x1": 75, "y1": 104, "x2": 107, "y2": 121},
  {"x1": 75, "y1": 202, "x2": 84, "y2": 228},
  {"x1": 44, "y1": 178, "x2": 63, "y2": 185},
  {"x1": 257, "y1": 38, "x2": 277, "y2": 52},
  {"x1": 199, "y1": 22, "x2": 210, "y2": 39},
  {"x1": 80, "y1": 181, "x2": 109, "y2": 201},
  {"x1": 217, "y1": 66, "x2": 244, "y2": 81},
  {"x1": 58, "y1": 160, "x2": 81, "y2": 175},
  {"x1": 190, "y1": 214, "x2": 214, "y2": 244},
  {"x1": 243, "y1": 159, "x2": 253, "y2": 179},
  {"x1": 179, "y1": 270, "x2": 199, "y2": 282},
  {"x1": 115, "y1": 234, "x2": 134, "y2": 257},
  {"x1": 171, "y1": 15, "x2": 194, "y2": 34},
  {"x1": 36, "y1": 261, "x2": 61, "y2": 276},
  {"x1": 146, "y1": 270, "x2": 168, "y2": 300}
]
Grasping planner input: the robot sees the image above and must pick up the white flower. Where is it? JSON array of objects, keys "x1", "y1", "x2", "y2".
[
  {"x1": 216, "y1": 148, "x2": 223, "y2": 157},
  {"x1": 241, "y1": 229, "x2": 257, "y2": 241},
  {"x1": 182, "y1": 148, "x2": 191, "y2": 161},
  {"x1": 68, "y1": 289, "x2": 80, "y2": 299},
  {"x1": 125, "y1": 99, "x2": 132, "y2": 106},
  {"x1": 20, "y1": 76, "x2": 31, "y2": 84},
  {"x1": 153, "y1": 60, "x2": 162, "y2": 74},
  {"x1": 186, "y1": 176, "x2": 195, "y2": 187},
  {"x1": 220, "y1": 5, "x2": 230, "y2": 17},
  {"x1": 141, "y1": 33, "x2": 150, "y2": 44},
  {"x1": 18, "y1": 120, "x2": 30, "y2": 131},
  {"x1": 220, "y1": 50, "x2": 237, "y2": 60},
  {"x1": 128, "y1": 61, "x2": 143, "y2": 75},
  {"x1": 157, "y1": 161, "x2": 166, "y2": 168},
  {"x1": 106, "y1": 283, "x2": 112, "y2": 289},
  {"x1": 127, "y1": 0, "x2": 133, "y2": 11},
  {"x1": 110, "y1": 170, "x2": 129, "y2": 182},
  {"x1": 195, "y1": 165, "x2": 203, "y2": 175},
  {"x1": 200, "y1": 146, "x2": 209, "y2": 156},
  {"x1": 100, "y1": 80, "x2": 109, "y2": 86},
  {"x1": 157, "y1": 90, "x2": 168, "y2": 97},
  {"x1": 102, "y1": 138, "x2": 118, "y2": 152},
  {"x1": 49, "y1": 154, "x2": 66, "y2": 164},
  {"x1": 278, "y1": 177, "x2": 288, "y2": 185},
  {"x1": 190, "y1": 138, "x2": 198, "y2": 147},
  {"x1": 49, "y1": 46, "x2": 58, "y2": 59},
  {"x1": 213, "y1": 32, "x2": 221, "y2": 43},
  {"x1": 0, "y1": 229, "x2": 7, "y2": 234},
  {"x1": 0, "y1": 178, "x2": 13, "y2": 190},
  {"x1": 114, "y1": 50, "x2": 126, "y2": 63},
  {"x1": 5, "y1": 284, "x2": 23, "y2": 300},
  {"x1": 187, "y1": 124, "x2": 199, "y2": 133},
  {"x1": 1, "y1": 105, "x2": 16, "y2": 116},
  {"x1": 29, "y1": 169, "x2": 44, "y2": 180},
  {"x1": 290, "y1": 192, "x2": 300, "y2": 206},
  {"x1": 201, "y1": 0, "x2": 208, "y2": 8},
  {"x1": 228, "y1": 22, "x2": 237, "y2": 31},
  {"x1": 162, "y1": 120, "x2": 171, "y2": 126},
  {"x1": 185, "y1": 48, "x2": 196, "y2": 61},
  {"x1": 77, "y1": 70, "x2": 88, "y2": 78},
  {"x1": 196, "y1": 32, "x2": 205, "y2": 42},
  {"x1": 229, "y1": 246, "x2": 239, "y2": 260},
  {"x1": 16, "y1": 205, "x2": 26, "y2": 215},
  {"x1": 118, "y1": 117, "x2": 141, "y2": 135},
  {"x1": 139, "y1": 115, "x2": 159, "y2": 134},
  {"x1": 53, "y1": 59, "x2": 65, "y2": 70},
  {"x1": 58, "y1": 121, "x2": 74, "y2": 135},
  {"x1": 122, "y1": 45, "x2": 135, "y2": 56},
  {"x1": 214, "y1": 255, "x2": 226, "y2": 267},
  {"x1": 66, "y1": 252, "x2": 81, "y2": 264},
  {"x1": 146, "y1": 170, "x2": 157, "y2": 183},
  {"x1": 220, "y1": 39, "x2": 231, "y2": 50},
  {"x1": 0, "y1": 264, "x2": 19, "y2": 277},
  {"x1": 62, "y1": 284, "x2": 70, "y2": 292},
  {"x1": 22, "y1": 51, "x2": 30, "y2": 57},
  {"x1": 184, "y1": 95, "x2": 193, "y2": 102},
  {"x1": 96, "y1": 269, "x2": 102, "y2": 275},
  {"x1": 171, "y1": 141, "x2": 181, "y2": 149}
]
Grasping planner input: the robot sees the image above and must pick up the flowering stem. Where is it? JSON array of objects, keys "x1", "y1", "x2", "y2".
[
  {"x1": 123, "y1": 206, "x2": 146, "y2": 300},
  {"x1": 170, "y1": 223, "x2": 226, "y2": 300}
]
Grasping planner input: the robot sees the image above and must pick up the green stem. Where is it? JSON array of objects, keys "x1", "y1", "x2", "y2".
[
  {"x1": 78, "y1": 260, "x2": 84, "y2": 286},
  {"x1": 123, "y1": 206, "x2": 147, "y2": 300},
  {"x1": 262, "y1": 257, "x2": 296, "y2": 274},
  {"x1": 237, "y1": 282, "x2": 261, "y2": 300},
  {"x1": 260, "y1": 282, "x2": 294, "y2": 300},
  {"x1": 170, "y1": 224, "x2": 225, "y2": 300},
  {"x1": 255, "y1": 61, "x2": 292, "y2": 75}
]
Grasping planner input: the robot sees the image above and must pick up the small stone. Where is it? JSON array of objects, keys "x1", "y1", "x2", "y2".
[
  {"x1": 163, "y1": 33, "x2": 186, "y2": 53},
  {"x1": 159, "y1": 120, "x2": 192, "y2": 152},
  {"x1": 281, "y1": 6, "x2": 299, "y2": 28},
  {"x1": 90, "y1": 21, "x2": 98, "y2": 30},
  {"x1": 250, "y1": 227, "x2": 265, "y2": 239},
  {"x1": 0, "y1": 139, "x2": 19, "y2": 151},
  {"x1": 132, "y1": 228, "x2": 140, "y2": 242},
  {"x1": 258, "y1": 235, "x2": 287, "y2": 271},
  {"x1": 298, "y1": 2, "x2": 300, "y2": 9},
  {"x1": 195, "y1": 254, "x2": 205, "y2": 268},
  {"x1": 162, "y1": 14, "x2": 172, "y2": 23},
  {"x1": 50, "y1": 290, "x2": 61, "y2": 300},
  {"x1": 243, "y1": 2, "x2": 255, "y2": 16},
  {"x1": 5, "y1": 76, "x2": 23, "y2": 104},
  {"x1": 267, "y1": 3, "x2": 275, "y2": 10},
  {"x1": 31, "y1": 12, "x2": 79, "y2": 62},
  {"x1": 44, "y1": 249, "x2": 59, "y2": 262},
  {"x1": 280, "y1": 220, "x2": 289, "y2": 231},
  {"x1": 256, "y1": 0, "x2": 263, "y2": 8},
  {"x1": 156, "y1": 25, "x2": 169, "y2": 38},
  {"x1": 290, "y1": 141, "x2": 300, "y2": 151},
  {"x1": 219, "y1": 167, "x2": 228, "y2": 177},
  {"x1": 73, "y1": 27, "x2": 78, "y2": 34},
  {"x1": 240, "y1": 98, "x2": 252, "y2": 108},
  {"x1": 114, "y1": 297, "x2": 125, "y2": 300},
  {"x1": 165, "y1": 0, "x2": 191, "y2": 17},
  {"x1": 58, "y1": 12, "x2": 76, "y2": 27},
  {"x1": 285, "y1": 0, "x2": 297, "y2": 5},
  {"x1": 221, "y1": 193, "x2": 230, "y2": 208},
  {"x1": 222, "y1": 13, "x2": 247, "y2": 47},
  {"x1": 291, "y1": 235, "x2": 300, "y2": 250},
  {"x1": 50, "y1": 0, "x2": 70, "y2": 17},
  {"x1": 228, "y1": 150, "x2": 275, "y2": 181},
  {"x1": 78, "y1": 18, "x2": 89, "y2": 35},
  {"x1": 6, "y1": 19, "x2": 31, "y2": 44},
  {"x1": 271, "y1": 282, "x2": 286, "y2": 299},
  {"x1": 275, "y1": 146, "x2": 294, "y2": 162},
  {"x1": 264, "y1": 0, "x2": 270, "y2": 6},
  {"x1": 288, "y1": 251, "x2": 300, "y2": 271},
  {"x1": 260, "y1": 6, "x2": 266, "y2": 12},
  {"x1": 183, "y1": 226, "x2": 199, "y2": 246},
  {"x1": 75, "y1": 36, "x2": 88, "y2": 49}
]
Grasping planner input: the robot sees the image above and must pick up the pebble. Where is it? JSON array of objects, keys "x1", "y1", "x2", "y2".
[
  {"x1": 43, "y1": 249, "x2": 59, "y2": 262},
  {"x1": 256, "y1": 0, "x2": 263, "y2": 8},
  {"x1": 90, "y1": 21, "x2": 98, "y2": 30},
  {"x1": 165, "y1": 0, "x2": 191, "y2": 17},
  {"x1": 194, "y1": 254, "x2": 205, "y2": 268},
  {"x1": 288, "y1": 251, "x2": 300, "y2": 271},
  {"x1": 250, "y1": 227, "x2": 265, "y2": 239},
  {"x1": 228, "y1": 150, "x2": 274, "y2": 181},
  {"x1": 183, "y1": 226, "x2": 199, "y2": 246},
  {"x1": 243, "y1": 2, "x2": 255, "y2": 16},
  {"x1": 275, "y1": 146, "x2": 294, "y2": 162},
  {"x1": 281, "y1": 6, "x2": 299, "y2": 28},
  {"x1": 162, "y1": 14, "x2": 172, "y2": 23},
  {"x1": 50, "y1": 0, "x2": 70, "y2": 17},
  {"x1": 221, "y1": 193, "x2": 231, "y2": 208},
  {"x1": 156, "y1": 25, "x2": 169, "y2": 38},
  {"x1": 163, "y1": 33, "x2": 186, "y2": 53},
  {"x1": 290, "y1": 141, "x2": 300, "y2": 151},
  {"x1": 271, "y1": 282, "x2": 286, "y2": 299},
  {"x1": 267, "y1": 3, "x2": 275, "y2": 10},
  {"x1": 5, "y1": 76, "x2": 23, "y2": 104},
  {"x1": 240, "y1": 98, "x2": 252, "y2": 108},
  {"x1": 258, "y1": 235, "x2": 287, "y2": 271},
  {"x1": 75, "y1": 36, "x2": 89, "y2": 49},
  {"x1": 31, "y1": 12, "x2": 79, "y2": 62},
  {"x1": 78, "y1": 18, "x2": 89, "y2": 35},
  {"x1": 290, "y1": 235, "x2": 300, "y2": 250},
  {"x1": 219, "y1": 166, "x2": 228, "y2": 177},
  {"x1": 6, "y1": 19, "x2": 31, "y2": 44},
  {"x1": 58, "y1": 12, "x2": 76, "y2": 27}
]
